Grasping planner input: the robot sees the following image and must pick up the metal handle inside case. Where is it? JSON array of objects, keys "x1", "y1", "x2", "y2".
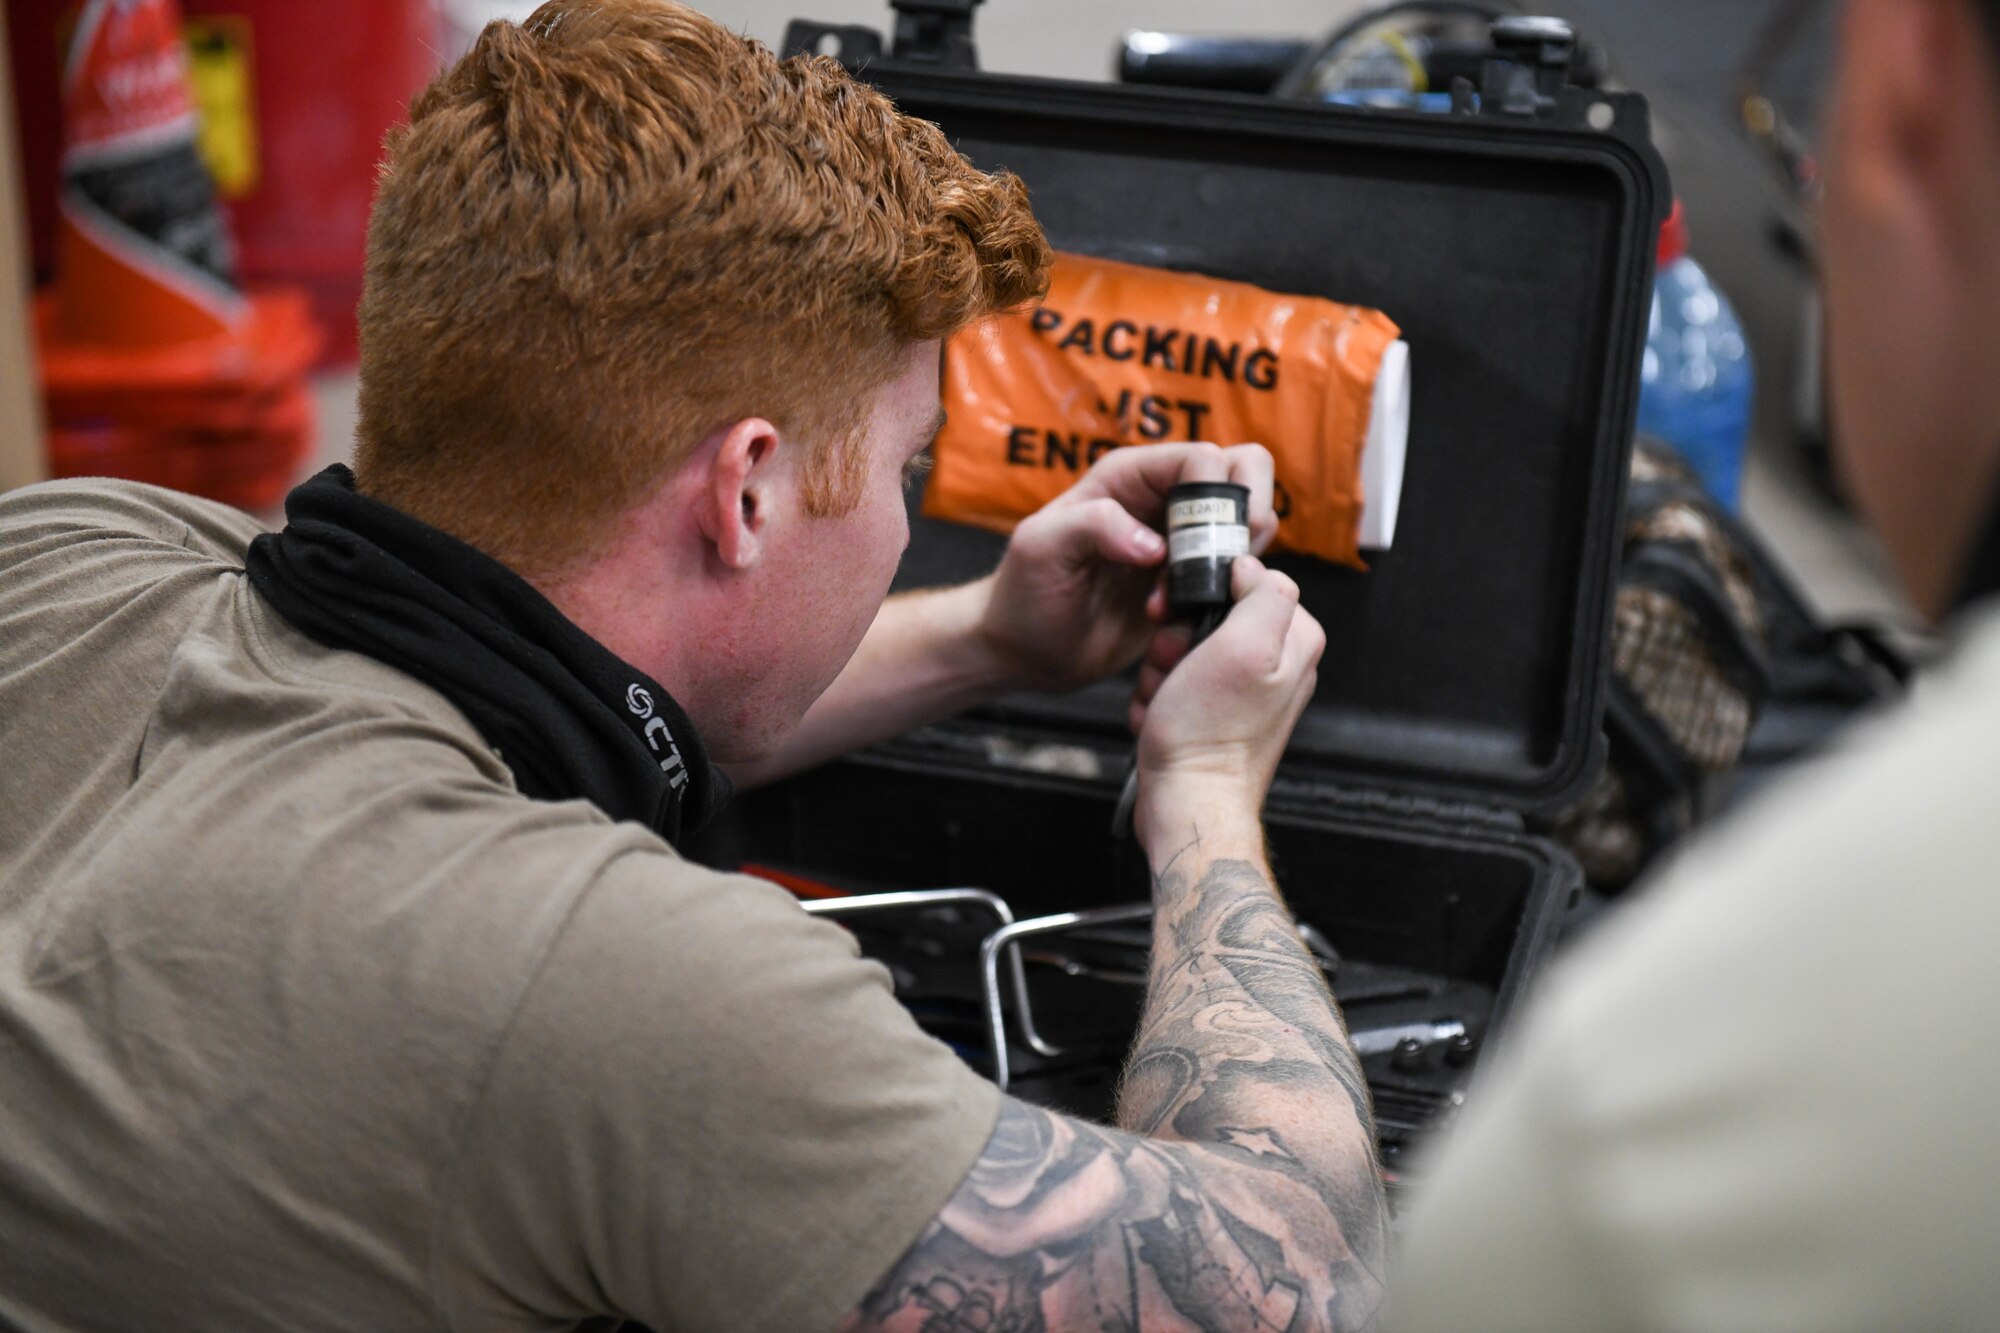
[
  {"x1": 976, "y1": 908, "x2": 1346, "y2": 1089},
  {"x1": 801, "y1": 887, "x2": 1049, "y2": 1055},
  {"x1": 808, "y1": 889, "x2": 1359, "y2": 1092},
  {"x1": 978, "y1": 904, "x2": 1158, "y2": 1090}
]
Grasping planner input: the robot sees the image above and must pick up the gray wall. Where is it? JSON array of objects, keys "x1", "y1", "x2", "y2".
[
  {"x1": 447, "y1": 0, "x2": 1366, "y2": 81},
  {"x1": 451, "y1": 2, "x2": 1828, "y2": 115},
  {"x1": 708, "y1": 0, "x2": 1359, "y2": 81}
]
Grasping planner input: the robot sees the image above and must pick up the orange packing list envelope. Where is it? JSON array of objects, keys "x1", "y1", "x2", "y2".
[{"x1": 927, "y1": 251, "x2": 1411, "y2": 569}]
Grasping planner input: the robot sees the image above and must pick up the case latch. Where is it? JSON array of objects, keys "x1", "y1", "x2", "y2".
[
  {"x1": 785, "y1": 0, "x2": 982, "y2": 69},
  {"x1": 1481, "y1": 16, "x2": 1578, "y2": 117},
  {"x1": 1446, "y1": 14, "x2": 1650, "y2": 144},
  {"x1": 888, "y1": 0, "x2": 984, "y2": 67}
]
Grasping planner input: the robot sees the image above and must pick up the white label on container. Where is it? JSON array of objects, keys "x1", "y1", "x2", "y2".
[
  {"x1": 1168, "y1": 524, "x2": 1250, "y2": 563},
  {"x1": 1167, "y1": 496, "x2": 1242, "y2": 530}
]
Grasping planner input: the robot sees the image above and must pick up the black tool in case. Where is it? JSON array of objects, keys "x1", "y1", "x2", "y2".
[{"x1": 690, "y1": 6, "x2": 1668, "y2": 1180}]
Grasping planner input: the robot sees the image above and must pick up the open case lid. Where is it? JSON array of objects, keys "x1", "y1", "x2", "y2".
[{"x1": 848, "y1": 54, "x2": 1666, "y2": 819}]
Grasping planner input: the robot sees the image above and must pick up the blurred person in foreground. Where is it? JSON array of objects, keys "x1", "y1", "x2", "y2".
[
  {"x1": 1397, "y1": 0, "x2": 2000, "y2": 1327},
  {"x1": 0, "y1": 2, "x2": 1389, "y2": 1330}
]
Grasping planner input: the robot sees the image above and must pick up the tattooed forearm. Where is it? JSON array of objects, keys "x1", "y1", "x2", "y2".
[
  {"x1": 1125, "y1": 855, "x2": 1389, "y2": 1301},
  {"x1": 846, "y1": 1101, "x2": 1368, "y2": 1332},
  {"x1": 839, "y1": 848, "x2": 1388, "y2": 1333},
  {"x1": 1129, "y1": 858, "x2": 1378, "y2": 1149}
]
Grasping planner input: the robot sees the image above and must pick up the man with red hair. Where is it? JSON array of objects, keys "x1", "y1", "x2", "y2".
[{"x1": 0, "y1": 3, "x2": 1387, "y2": 1329}]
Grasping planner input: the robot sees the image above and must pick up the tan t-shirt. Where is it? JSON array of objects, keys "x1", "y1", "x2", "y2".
[
  {"x1": 0, "y1": 480, "x2": 999, "y2": 1331},
  {"x1": 1395, "y1": 607, "x2": 2000, "y2": 1331}
]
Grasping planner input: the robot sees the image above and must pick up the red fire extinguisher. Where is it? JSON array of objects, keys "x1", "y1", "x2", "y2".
[
  {"x1": 179, "y1": 0, "x2": 444, "y2": 365},
  {"x1": 10, "y1": 0, "x2": 446, "y2": 367}
]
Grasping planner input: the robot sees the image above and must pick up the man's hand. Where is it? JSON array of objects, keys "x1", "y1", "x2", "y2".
[
  {"x1": 728, "y1": 443, "x2": 1280, "y2": 790},
  {"x1": 975, "y1": 443, "x2": 1279, "y2": 694},
  {"x1": 1128, "y1": 556, "x2": 1326, "y2": 851}
]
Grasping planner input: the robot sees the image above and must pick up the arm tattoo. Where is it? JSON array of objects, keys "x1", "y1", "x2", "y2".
[{"x1": 841, "y1": 851, "x2": 1389, "y2": 1332}]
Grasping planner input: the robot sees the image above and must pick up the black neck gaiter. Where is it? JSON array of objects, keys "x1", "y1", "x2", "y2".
[{"x1": 245, "y1": 465, "x2": 728, "y2": 846}]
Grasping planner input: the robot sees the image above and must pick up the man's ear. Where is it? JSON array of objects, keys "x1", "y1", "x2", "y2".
[
  {"x1": 696, "y1": 417, "x2": 783, "y2": 571},
  {"x1": 1837, "y1": 0, "x2": 1991, "y2": 252}
]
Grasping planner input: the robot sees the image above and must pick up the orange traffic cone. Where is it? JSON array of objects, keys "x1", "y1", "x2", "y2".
[{"x1": 36, "y1": 0, "x2": 321, "y2": 511}]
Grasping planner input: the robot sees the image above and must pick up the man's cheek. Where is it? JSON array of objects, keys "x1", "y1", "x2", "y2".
[{"x1": 874, "y1": 488, "x2": 911, "y2": 570}]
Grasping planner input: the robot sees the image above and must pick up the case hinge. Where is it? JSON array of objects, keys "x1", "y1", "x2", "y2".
[
  {"x1": 1266, "y1": 776, "x2": 1526, "y2": 835},
  {"x1": 888, "y1": 728, "x2": 1532, "y2": 835}
]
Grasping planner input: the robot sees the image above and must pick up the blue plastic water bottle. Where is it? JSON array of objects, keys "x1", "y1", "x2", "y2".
[{"x1": 1636, "y1": 201, "x2": 1755, "y2": 511}]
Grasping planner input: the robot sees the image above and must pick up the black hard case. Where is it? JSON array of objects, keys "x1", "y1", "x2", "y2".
[{"x1": 693, "y1": 56, "x2": 1667, "y2": 1157}]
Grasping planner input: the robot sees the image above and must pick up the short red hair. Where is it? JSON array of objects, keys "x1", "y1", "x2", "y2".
[{"x1": 354, "y1": 0, "x2": 1048, "y2": 575}]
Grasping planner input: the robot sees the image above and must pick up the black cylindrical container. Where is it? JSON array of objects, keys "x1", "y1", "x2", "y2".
[{"x1": 1165, "y1": 481, "x2": 1251, "y2": 614}]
